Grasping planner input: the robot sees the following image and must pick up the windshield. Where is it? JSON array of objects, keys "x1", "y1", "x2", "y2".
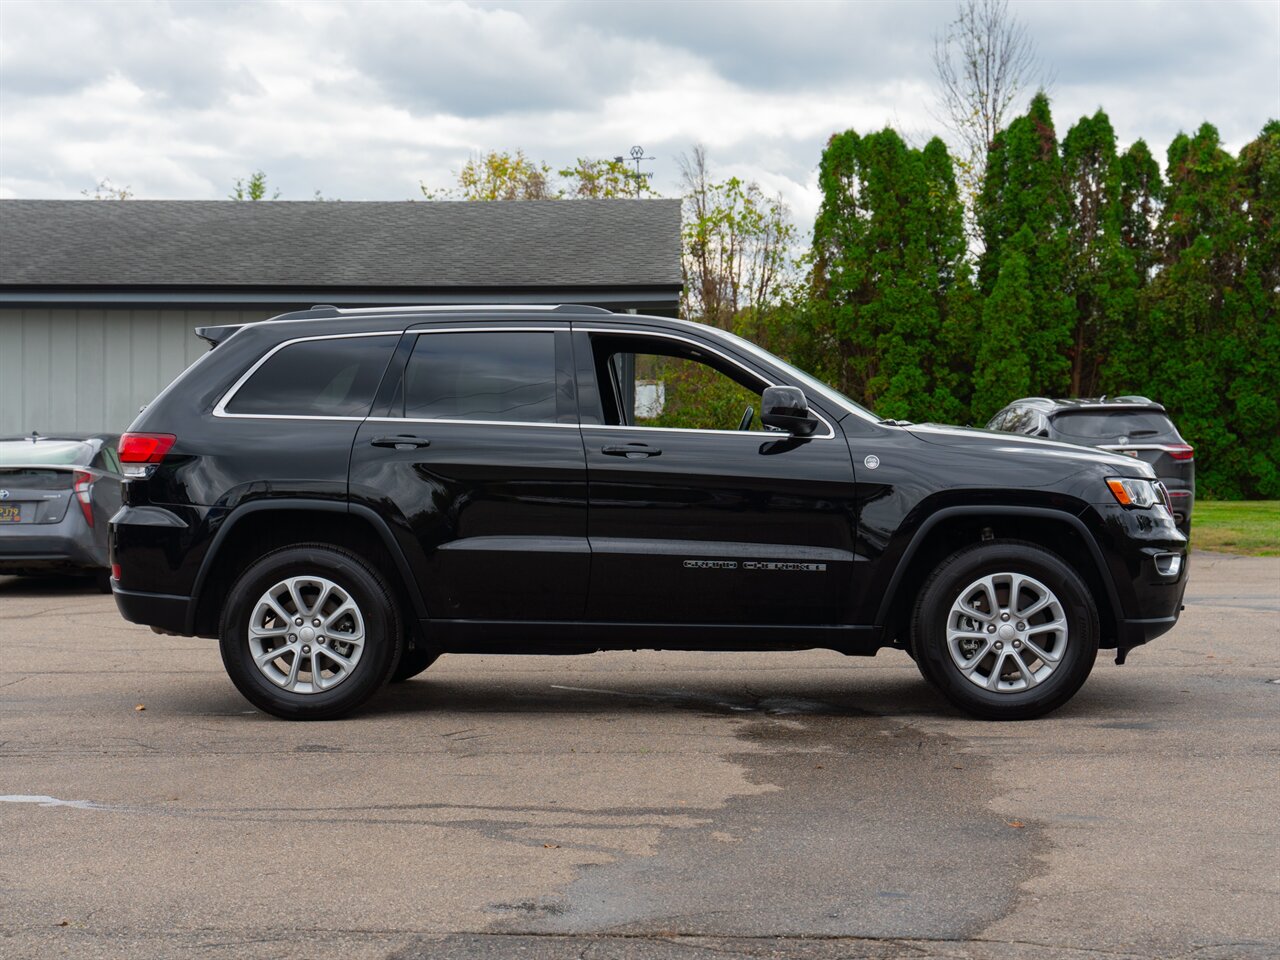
[
  {"x1": 0, "y1": 440, "x2": 93, "y2": 466},
  {"x1": 715, "y1": 329, "x2": 880, "y2": 422},
  {"x1": 1050, "y1": 411, "x2": 1177, "y2": 441}
]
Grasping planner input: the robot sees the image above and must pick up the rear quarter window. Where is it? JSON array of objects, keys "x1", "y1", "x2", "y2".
[{"x1": 224, "y1": 336, "x2": 397, "y2": 418}]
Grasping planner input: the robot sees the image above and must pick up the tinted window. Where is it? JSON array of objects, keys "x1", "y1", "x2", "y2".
[
  {"x1": 402, "y1": 331, "x2": 557, "y2": 423},
  {"x1": 226, "y1": 336, "x2": 396, "y2": 417},
  {"x1": 1051, "y1": 411, "x2": 1177, "y2": 440},
  {"x1": 0, "y1": 468, "x2": 73, "y2": 489}
]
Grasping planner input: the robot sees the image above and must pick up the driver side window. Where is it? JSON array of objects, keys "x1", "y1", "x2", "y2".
[{"x1": 594, "y1": 337, "x2": 764, "y2": 432}]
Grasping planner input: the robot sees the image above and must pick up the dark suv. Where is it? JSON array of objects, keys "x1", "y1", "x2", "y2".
[
  {"x1": 109, "y1": 306, "x2": 1188, "y2": 721},
  {"x1": 986, "y1": 397, "x2": 1195, "y2": 532}
]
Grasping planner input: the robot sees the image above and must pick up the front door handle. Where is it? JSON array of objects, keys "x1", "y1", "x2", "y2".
[
  {"x1": 602, "y1": 443, "x2": 661, "y2": 459},
  {"x1": 370, "y1": 435, "x2": 431, "y2": 450}
]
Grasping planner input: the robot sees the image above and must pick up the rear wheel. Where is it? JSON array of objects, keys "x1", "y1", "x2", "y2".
[
  {"x1": 911, "y1": 540, "x2": 1098, "y2": 720},
  {"x1": 219, "y1": 544, "x2": 402, "y2": 720}
]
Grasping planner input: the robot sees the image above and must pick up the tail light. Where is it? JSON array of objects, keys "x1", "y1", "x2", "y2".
[
  {"x1": 1165, "y1": 444, "x2": 1194, "y2": 461},
  {"x1": 72, "y1": 470, "x2": 94, "y2": 527},
  {"x1": 118, "y1": 433, "x2": 176, "y2": 477}
]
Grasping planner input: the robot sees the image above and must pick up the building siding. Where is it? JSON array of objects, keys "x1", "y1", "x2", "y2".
[{"x1": 0, "y1": 308, "x2": 270, "y2": 435}]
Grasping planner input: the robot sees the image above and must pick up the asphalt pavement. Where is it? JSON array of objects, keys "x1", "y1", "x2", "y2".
[{"x1": 1, "y1": 552, "x2": 1277, "y2": 960}]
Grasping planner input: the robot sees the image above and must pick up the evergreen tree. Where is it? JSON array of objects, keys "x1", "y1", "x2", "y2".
[
  {"x1": 1116, "y1": 139, "x2": 1164, "y2": 285},
  {"x1": 1061, "y1": 110, "x2": 1138, "y2": 397},
  {"x1": 1231, "y1": 121, "x2": 1280, "y2": 497},
  {"x1": 976, "y1": 92, "x2": 1073, "y2": 412},
  {"x1": 809, "y1": 128, "x2": 973, "y2": 422},
  {"x1": 1138, "y1": 122, "x2": 1279, "y2": 498},
  {"x1": 973, "y1": 227, "x2": 1034, "y2": 419}
]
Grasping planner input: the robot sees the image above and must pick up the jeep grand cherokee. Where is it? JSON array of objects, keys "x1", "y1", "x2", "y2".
[{"x1": 109, "y1": 305, "x2": 1188, "y2": 720}]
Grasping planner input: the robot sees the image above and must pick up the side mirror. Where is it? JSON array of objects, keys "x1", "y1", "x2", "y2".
[{"x1": 760, "y1": 386, "x2": 819, "y2": 437}]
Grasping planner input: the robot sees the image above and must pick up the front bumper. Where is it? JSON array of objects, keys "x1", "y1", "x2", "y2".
[{"x1": 1081, "y1": 503, "x2": 1189, "y2": 661}]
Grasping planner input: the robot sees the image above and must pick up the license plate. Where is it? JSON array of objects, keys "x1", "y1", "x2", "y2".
[{"x1": 0, "y1": 504, "x2": 19, "y2": 522}]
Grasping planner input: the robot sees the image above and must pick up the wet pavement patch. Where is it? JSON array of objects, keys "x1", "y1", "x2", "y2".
[{"x1": 490, "y1": 692, "x2": 1045, "y2": 941}]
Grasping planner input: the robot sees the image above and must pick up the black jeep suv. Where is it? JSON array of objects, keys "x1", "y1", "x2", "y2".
[
  {"x1": 987, "y1": 397, "x2": 1195, "y2": 533},
  {"x1": 109, "y1": 305, "x2": 1188, "y2": 721}
]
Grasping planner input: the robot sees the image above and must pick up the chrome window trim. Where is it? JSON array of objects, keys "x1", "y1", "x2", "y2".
[
  {"x1": 366, "y1": 416, "x2": 578, "y2": 429},
  {"x1": 580, "y1": 423, "x2": 792, "y2": 439},
  {"x1": 576, "y1": 326, "x2": 837, "y2": 440},
  {"x1": 213, "y1": 331, "x2": 403, "y2": 420}
]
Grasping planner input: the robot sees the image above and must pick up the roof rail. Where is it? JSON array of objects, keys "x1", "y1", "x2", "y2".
[
  {"x1": 1114, "y1": 395, "x2": 1154, "y2": 403},
  {"x1": 551, "y1": 304, "x2": 612, "y2": 314},
  {"x1": 293, "y1": 303, "x2": 617, "y2": 317}
]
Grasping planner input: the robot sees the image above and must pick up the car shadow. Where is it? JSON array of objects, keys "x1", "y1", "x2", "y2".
[
  {"x1": 362, "y1": 668, "x2": 955, "y2": 722},
  {"x1": 0, "y1": 573, "x2": 104, "y2": 597}
]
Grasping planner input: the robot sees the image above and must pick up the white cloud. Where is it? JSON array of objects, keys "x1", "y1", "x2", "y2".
[{"x1": 1, "y1": 0, "x2": 1276, "y2": 239}]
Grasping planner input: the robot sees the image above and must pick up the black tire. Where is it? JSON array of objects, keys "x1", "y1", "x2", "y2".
[
  {"x1": 390, "y1": 645, "x2": 440, "y2": 683},
  {"x1": 219, "y1": 543, "x2": 403, "y2": 720},
  {"x1": 910, "y1": 539, "x2": 1099, "y2": 720},
  {"x1": 94, "y1": 569, "x2": 113, "y2": 594}
]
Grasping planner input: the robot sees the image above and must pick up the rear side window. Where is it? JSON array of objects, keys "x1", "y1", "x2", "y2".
[
  {"x1": 225, "y1": 336, "x2": 397, "y2": 417},
  {"x1": 401, "y1": 331, "x2": 557, "y2": 423},
  {"x1": 1051, "y1": 411, "x2": 1177, "y2": 440}
]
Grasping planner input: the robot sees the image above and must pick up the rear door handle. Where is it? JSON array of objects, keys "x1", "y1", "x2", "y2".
[
  {"x1": 370, "y1": 435, "x2": 431, "y2": 449},
  {"x1": 602, "y1": 443, "x2": 661, "y2": 459}
]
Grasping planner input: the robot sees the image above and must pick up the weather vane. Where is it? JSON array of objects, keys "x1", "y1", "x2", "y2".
[{"x1": 613, "y1": 145, "x2": 654, "y2": 197}]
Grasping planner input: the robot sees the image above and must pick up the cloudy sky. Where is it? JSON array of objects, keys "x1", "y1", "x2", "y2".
[{"x1": 1, "y1": 0, "x2": 1276, "y2": 230}]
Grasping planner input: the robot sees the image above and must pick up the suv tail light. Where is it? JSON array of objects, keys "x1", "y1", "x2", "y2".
[
  {"x1": 1165, "y1": 444, "x2": 1194, "y2": 461},
  {"x1": 72, "y1": 470, "x2": 94, "y2": 526},
  {"x1": 118, "y1": 433, "x2": 176, "y2": 477}
]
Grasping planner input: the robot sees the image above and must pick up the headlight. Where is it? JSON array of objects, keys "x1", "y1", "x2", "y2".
[{"x1": 1106, "y1": 477, "x2": 1166, "y2": 509}]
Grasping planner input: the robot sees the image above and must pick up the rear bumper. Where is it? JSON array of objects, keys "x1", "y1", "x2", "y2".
[
  {"x1": 112, "y1": 585, "x2": 193, "y2": 635},
  {"x1": 0, "y1": 532, "x2": 102, "y2": 573}
]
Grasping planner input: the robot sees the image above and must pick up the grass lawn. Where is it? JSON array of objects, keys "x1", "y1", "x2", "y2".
[{"x1": 1191, "y1": 500, "x2": 1280, "y2": 556}]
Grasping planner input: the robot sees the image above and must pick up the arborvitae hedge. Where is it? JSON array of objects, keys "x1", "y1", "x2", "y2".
[{"x1": 798, "y1": 100, "x2": 1278, "y2": 499}]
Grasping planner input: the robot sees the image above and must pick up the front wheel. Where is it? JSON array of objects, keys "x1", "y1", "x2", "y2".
[
  {"x1": 219, "y1": 544, "x2": 403, "y2": 720},
  {"x1": 910, "y1": 540, "x2": 1099, "y2": 720}
]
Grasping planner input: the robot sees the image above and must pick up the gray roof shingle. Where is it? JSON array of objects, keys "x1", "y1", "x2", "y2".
[{"x1": 0, "y1": 199, "x2": 682, "y2": 288}]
